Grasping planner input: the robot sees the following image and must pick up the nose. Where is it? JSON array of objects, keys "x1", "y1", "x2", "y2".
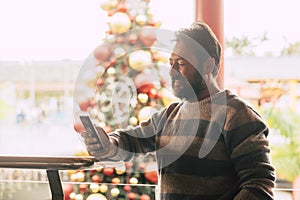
[{"x1": 169, "y1": 62, "x2": 179, "y2": 77}]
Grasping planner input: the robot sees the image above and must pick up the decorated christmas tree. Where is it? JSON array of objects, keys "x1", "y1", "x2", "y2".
[{"x1": 71, "y1": 0, "x2": 178, "y2": 199}]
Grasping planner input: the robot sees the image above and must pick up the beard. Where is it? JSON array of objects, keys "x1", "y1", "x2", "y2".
[{"x1": 171, "y1": 73, "x2": 207, "y2": 100}]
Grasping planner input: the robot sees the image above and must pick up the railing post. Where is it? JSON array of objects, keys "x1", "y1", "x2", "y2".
[{"x1": 46, "y1": 170, "x2": 64, "y2": 200}]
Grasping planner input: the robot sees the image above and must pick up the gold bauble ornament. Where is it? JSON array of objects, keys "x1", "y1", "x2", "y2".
[
  {"x1": 70, "y1": 173, "x2": 77, "y2": 182},
  {"x1": 156, "y1": 51, "x2": 171, "y2": 64},
  {"x1": 111, "y1": 188, "x2": 120, "y2": 197},
  {"x1": 107, "y1": 67, "x2": 116, "y2": 75},
  {"x1": 96, "y1": 166, "x2": 103, "y2": 172},
  {"x1": 138, "y1": 93, "x2": 149, "y2": 104},
  {"x1": 135, "y1": 14, "x2": 147, "y2": 25},
  {"x1": 75, "y1": 194, "x2": 84, "y2": 200},
  {"x1": 129, "y1": 117, "x2": 138, "y2": 126},
  {"x1": 69, "y1": 192, "x2": 76, "y2": 200},
  {"x1": 115, "y1": 165, "x2": 126, "y2": 175},
  {"x1": 86, "y1": 193, "x2": 108, "y2": 200},
  {"x1": 90, "y1": 183, "x2": 100, "y2": 193},
  {"x1": 99, "y1": 184, "x2": 108, "y2": 193},
  {"x1": 138, "y1": 106, "x2": 158, "y2": 122},
  {"x1": 129, "y1": 177, "x2": 139, "y2": 184},
  {"x1": 110, "y1": 0, "x2": 118, "y2": 7},
  {"x1": 99, "y1": 0, "x2": 111, "y2": 11},
  {"x1": 109, "y1": 12, "x2": 131, "y2": 34},
  {"x1": 67, "y1": 170, "x2": 76, "y2": 177},
  {"x1": 76, "y1": 171, "x2": 85, "y2": 182},
  {"x1": 128, "y1": 50, "x2": 152, "y2": 71}
]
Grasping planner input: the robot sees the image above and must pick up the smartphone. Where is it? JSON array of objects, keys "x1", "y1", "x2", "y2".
[{"x1": 79, "y1": 115, "x2": 104, "y2": 150}]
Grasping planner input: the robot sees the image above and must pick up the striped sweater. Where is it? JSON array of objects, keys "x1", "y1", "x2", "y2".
[{"x1": 108, "y1": 90, "x2": 275, "y2": 200}]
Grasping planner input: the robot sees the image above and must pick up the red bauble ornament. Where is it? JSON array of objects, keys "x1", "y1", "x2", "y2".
[
  {"x1": 62, "y1": 184, "x2": 73, "y2": 200},
  {"x1": 144, "y1": 170, "x2": 158, "y2": 183},
  {"x1": 138, "y1": 27, "x2": 156, "y2": 47},
  {"x1": 138, "y1": 83, "x2": 154, "y2": 94},
  {"x1": 134, "y1": 73, "x2": 158, "y2": 94},
  {"x1": 96, "y1": 78, "x2": 105, "y2": 87},
  {"x1": 111, "y1": 177, "x2": 121, "y2": 184},
  {"x1": 140, "y1": 194, "x2": 151, "y2": 200},
  {"x1": 127, "y1": 192, "x2": 137, "y2": 200},
  {"x1": 149, "y1": 21, "x2": 155, "y2": 26},
  {"x1": 123, "y1": 185, "x2": 131, "y2": 193},
  {"x1": 151, "y1": 53, "x2": 159, "y2": 61},
  {"x1": 148, "y1": 88, "x2": 158, "y2": 99},
  {"x1": 93, "y1": 45, "x2": 111, "y2": 63},
  {"x1": 106, "y1": 29, "x2": 113, "y2": 35},
  {"x1": 79, "y1": 184, "x2": 88, "y2": 193},
  {"x1": 78, "y1": 99, "x2": 91, "y2": 111},
  {"x1": 103, "y1": 125, "x2": 112, "y2": 133},
  {"x1": 144, "y1": 162, "x2": 158, "y2": 183},
  {"x1": 117, "y1": 3, "x2": 127, "y2": 12},
  {"x1": 107, "y1": 10, "x2": 115, "y2": 17},
  {"x1": 91, "y1": 174, "x2": 101, "y2": 183},
  {"x1": 103, "y1": 167, "x2": 115, "y2": 176}
]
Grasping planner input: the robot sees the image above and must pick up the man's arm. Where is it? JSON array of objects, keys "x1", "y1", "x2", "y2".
[
  {"x1": 225, "y1": 106, "x2": 276, "y2": 200},
  {"x1": 81, "y1": 103, "x2": 176, "y2": 162}
]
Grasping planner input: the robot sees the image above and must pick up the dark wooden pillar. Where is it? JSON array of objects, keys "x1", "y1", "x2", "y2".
[{"x1": 195, "y1": 0, "x2": 224, "y2": 89}]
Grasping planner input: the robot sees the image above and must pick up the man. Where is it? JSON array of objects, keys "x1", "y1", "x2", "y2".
[{"x1": 79, "y1": 21, "x2": 275, "y2": 199}]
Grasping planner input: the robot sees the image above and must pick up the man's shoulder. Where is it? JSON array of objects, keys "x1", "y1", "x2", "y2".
[
  {"x1": 224, "y1": 89, "x2": 265, "y2": 124},
  {"x1": 224, "y1": 89, "x2": 254, "y2": 111}
]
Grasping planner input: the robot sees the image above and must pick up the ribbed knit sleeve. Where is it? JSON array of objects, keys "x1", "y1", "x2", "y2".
[
  {"x1": 224, "y1": 101, "x2": 276, "y2": 200},
  {"x1": 108, "y1": 102, "x2": 179, "y2": 161}
]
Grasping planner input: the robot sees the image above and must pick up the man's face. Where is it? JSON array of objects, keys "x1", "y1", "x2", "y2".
[{"x1": 169, "y1": 41, "x2": 207, "y2": 100}]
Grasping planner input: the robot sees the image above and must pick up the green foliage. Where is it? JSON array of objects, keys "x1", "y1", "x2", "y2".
[
  {"x1": 225, "y1": 32, "x2": 268, "y2": 56},
  {"x1": 271, "y1": 145, "x2": 300, "y2": 181},
  {"x1": 262, "y1": 108, "x2": 300, "y2": 139},
  {"x1": 281, "y1": 41, "x2": 300, "y2": 56},
  {"x1": 260, "y1": 107, "x2": 300, "y2": 181}
]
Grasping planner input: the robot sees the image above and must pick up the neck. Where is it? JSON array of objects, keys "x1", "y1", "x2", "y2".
[{"x1": 187, "y1": 77, "x2": 221, "y2": 102}]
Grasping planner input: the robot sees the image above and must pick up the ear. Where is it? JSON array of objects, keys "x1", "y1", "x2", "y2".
[{"x1": 202, "y1": 57, "x2": 215, "y2": 75}]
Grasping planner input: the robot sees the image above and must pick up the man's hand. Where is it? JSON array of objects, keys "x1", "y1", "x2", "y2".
[{"x1": 80, "y1": 126, "x2": 117, "y2": 161}]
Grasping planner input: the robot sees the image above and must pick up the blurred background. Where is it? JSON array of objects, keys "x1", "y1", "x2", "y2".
[{"x1": 1, "y1": 0, "x2": 300, "y2": 199}]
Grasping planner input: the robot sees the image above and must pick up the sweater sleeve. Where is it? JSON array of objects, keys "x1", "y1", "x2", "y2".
[
  {"x1": 106, "y1": 103, "x2": 177, "y2": 162},
  {"x1": 224, "y1": 105, "x2": 276, "y2": 200}
]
